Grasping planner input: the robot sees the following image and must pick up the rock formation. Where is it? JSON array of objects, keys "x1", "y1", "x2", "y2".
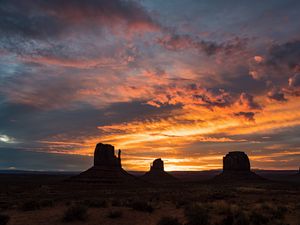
[
  {"x1": 93, "y1": 143, "x2": 121, "y2": 168},
  {"x1": 214, "y1": 151, "x2": 262, "y2": 182},
  {"x1": 223, "y1": 151, "x2": 250, "y2": 171},
  {"x1": 151, "y1": 158, "x2": 164, "y2": 171},
  {"x1": 141, "y1": 158, "x2": 177, "y2": 184},
  {"x1": 70, "y1": 143, "x2": 139, "y2": 185}
]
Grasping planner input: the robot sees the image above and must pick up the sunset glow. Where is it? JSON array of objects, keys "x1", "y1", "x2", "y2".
[{"x1": 0, "y1": 0, "x2": 299, "y2": 171}]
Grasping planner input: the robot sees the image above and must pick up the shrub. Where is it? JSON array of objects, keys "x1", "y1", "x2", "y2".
[
  {"x1": 157, "y1": 216, "x2": 182, "y2": 225},
  {"x1": 213, "y1": 201, "x2": 231, "y2": 215},
  {"x1": 234, "y1": 210, "x2": 249, "y2": 225},
  {"x1": 220, "y1": 210, "x2": 249, "y2": 225},
  {"x1": 107, "y1": 210, "x2": 123, "y2": 219},
  {"x1": 249, "y1": 211, "x2": 269, "y2": 225},
  {"x1": 0, "y1": 214, "x2": 9, "y2": 225},
  {"x1": 62, "y1": 205, "x2": 88, "y2": 222},
  {"x1": 21, "y1": 200, "x2": 40, "y2": 211},
  {"x1": 184, "y1": 203, "x2": 210, "y2": 225},
  {"x1": 40, "y1": 199, "x2": 54, "y2": 207},
  {"x1": 130, "y1": 200, "x2": 154, "y2": 213},
  {"x1": 111, "y1": 199, "x2": 122, "y2": 207},
  {"x1": 81, "y1": 199, "x2": 107, "y2": 208},
  {"x1": 273, "y1": 206, "x2": 287, "y2": 220},
  {"x1": 175, "y1": 199, "x2": 188, "y2": 209}
]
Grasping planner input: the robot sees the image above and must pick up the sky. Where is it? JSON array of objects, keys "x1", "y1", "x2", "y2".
[{"x1": 0, "y1": 0, "x2": 300, "y2": 171}]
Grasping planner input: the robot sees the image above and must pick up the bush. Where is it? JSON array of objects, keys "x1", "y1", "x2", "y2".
[
  {"x1": 175, "y1": 199, "x2": 188, "y2": 209},
  {"x1": 62, "y1": 205, "x2": 88, "y2": 222},
  {"x1": 220, "y1": 210, "x2": 249, "y2": 225},
  {"x1": 107, "y1": 210, "x2": 123, "y2": 219},
  {"x1": 0, "y1": 214, "x2": 9, "y2": 225},
  {"x1": 234, "y1": 211, "x2": 249, "y2": 225},
  {"x1": 111, "y1": 199, "x2": 123, "y2": 207},
  {"x1": 157, "y1": 216, "x2": 182, "y2": 225},
  {"x1": 213, "y1": 201, "x2": 231, "y2": 215},
  {"x1": 81, "y1": 199, "x2": 107, "y2": 208},
  {"x1": 185, "y1": 203, "x2": 210, "y2": 225},
  {"x1": 130, "y1": 200, "x2": 154, "y2": 213},
  {"x1": 249, "y1": 211, "x2": 269, "y2": 225},
  {"x1": 274, "y1": 206, "x2": 287, "y2": 220},
  {"x1": 40, "y1": 199, "x2": 54, "y2": 207},
  {"x1": 21, "y1": 200, "x2": 40, "y2": 211}
]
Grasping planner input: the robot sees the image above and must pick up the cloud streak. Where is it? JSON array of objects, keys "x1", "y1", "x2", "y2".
[{"x1": 0, "y1": 0, "x2": 299, "y2": 171}]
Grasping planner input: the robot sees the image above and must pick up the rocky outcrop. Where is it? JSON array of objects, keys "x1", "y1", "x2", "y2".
[
  {"x1": 150, "y1": 158, "x2": 164, "y2": 171},
  {"x1": 141, "y1": 158, "x2": 177, "y2": 184},
  {"x1": 69, "y1": 143, "x2": 139, "y2": 185},
  {"x1": 94, "y1": 143, "x2": 121, "y2": 168},
  {"x1": 223, "y1": 151, "x2": 250, "y2": 171},
  {"x1": 214, "y1": 151, "x2": 263, "y2": 182}
]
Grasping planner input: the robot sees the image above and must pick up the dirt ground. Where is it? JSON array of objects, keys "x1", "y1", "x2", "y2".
[{"x1": 0, "y1": 174, "x2": 299, "y2": 225}]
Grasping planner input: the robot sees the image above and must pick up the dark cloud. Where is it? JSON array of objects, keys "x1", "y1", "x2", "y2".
[
  {"x1": 157, "y1": 34, "x2": 247, "y2": 56},
  {"x1": 267, "y1": 88, "x2": 287, "y2": 102},
  {"x1": 267, "y1": 40, "x2": 300, "y2": 70},
  {"x1": 234, "y1": 111, "x2": 255, "y2": 122},
  {"x1": 238, "y1": 93, "x2": 262, "y2": 110},
  {"x1": 0, "y1": 0, "x2": 159, "y2": 59},
  {"x1": 0, "y1": 1, "x2": 63, "y2": 39},
  {"x1": 289, "y1": 73, "x2": 300, "y2": 87},
  {"x1": 0, "y1": 0, "x2": 158, "y2": 39},
  {"x1": 222, "y1": 68, "x2": 268, "y2": 94},
  {"x1": 249, "y1": 40, "x2": 300, "y2": 89},
  {"x1": 193, "y1": 91, "x2": 234, "y2": 108},
  {"x1": 0, "y1": 100, "x2": 178, "y2": 150},
  {"x1": 0, "y1": 147, "x2": 91, "y2": 171}
]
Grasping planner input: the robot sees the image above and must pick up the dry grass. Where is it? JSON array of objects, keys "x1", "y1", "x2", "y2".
[{"x1": 0, "y1": 176, "x2": 299, "y2": 225}]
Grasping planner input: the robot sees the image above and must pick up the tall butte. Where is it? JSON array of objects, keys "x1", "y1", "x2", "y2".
[
  {"x1": 141, "y1": 158, "x2": 177, "y2": 184},
  {"x1": 214, "y1": 151, "x2": 262, "y2": 181},
  {"x1": 70, "y1": 143, "x2": 138, "y2": 185}
]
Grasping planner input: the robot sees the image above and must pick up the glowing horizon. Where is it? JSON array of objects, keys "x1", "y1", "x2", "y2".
[{"x1": 0, "y1": 0, "x2": 299, "y2": 171}]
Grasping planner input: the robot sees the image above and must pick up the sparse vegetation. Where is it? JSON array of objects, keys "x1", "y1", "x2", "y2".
[
  {"x1": 157, "y1": 216, "x2": 182, "y2": 225},
  {"x1": 20, "y1": 200, "x2": 40, "y2": 211},
  {"x1": 184, "y1": 203, "x2": 210, "y2": 225},
  {"x1": 62, "y1": 204, "x2": 88, "y2": 222},
  {"x1": 219, "y1": 209, "x2": 249, "y2": 225},
  {"x1": 273, "y1": 206, "x2": 288, "y2": 220},
  {"x1": 175, "y1": 199, "x2": 188, "y2": 209},
  {"x1": 80, "y1": 199, "x2": 107, "y2": 208},
  {"x1": 250, "y1": 203, "x2": 288, "y2": 224},
  {"x1": 0, "y1": 214, "x2": 9, "y2": 225},
  {"x1": 249, "y1": 211, "x2": 269, "y2": 225},
  {"x1": 212, "y1": 200, "x2": 231, "y2": 215},
  {"x1": 0, "y1": 172, "x2": 299, "y2": 225},
  {"x1": 130, "y1": 200, "x2": 154, "y2": 213},
  {"x1": 40, "y1": 199, "x2": 54, "y2": 207},
  {"x1": 111, "y1": 199, "x2": 122, "y2": 207},
  {"x1": 107, "y1": 210, "x2": 123, "y2": 219}
]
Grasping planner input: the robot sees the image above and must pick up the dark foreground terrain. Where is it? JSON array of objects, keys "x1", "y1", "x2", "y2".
[{"x1": 0, "y1": 171, "x2": 299, "y2": 225}]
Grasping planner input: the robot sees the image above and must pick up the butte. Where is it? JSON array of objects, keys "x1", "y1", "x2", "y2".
[
  {"x1": 70, "y1": 143, "x2": 139, "y2": 185},
  {"x1": 214, "y1": 151, "x2": 263, "y2": 182},
  {"x1": 141, "y1": 158, "x2": 177, "y2": 184}
]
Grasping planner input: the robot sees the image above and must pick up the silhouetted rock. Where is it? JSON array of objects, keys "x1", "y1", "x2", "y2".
[
  {"x1": 94, "y1": 143, "x2": 121, "y2": 168},
  {"x1": 214, "y1": 151, "x2": 263, "y2": 182},
  {"x1": 69, "y1": 143, "x2": 140, "y2": 185},
  {"x1": 223, "y1": 151, "x2": 250, "y2": 171},
  {"x1": 141, "y1": 158, "x2": 177, "y2": 184},
  {"x1": 151, "y1": 158, "x2": 164, "y2": 171}
]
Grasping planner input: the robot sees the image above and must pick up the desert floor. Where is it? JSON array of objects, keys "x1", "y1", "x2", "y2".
[{"x1": 0, "y1": 174, "x2": 299, "y2": 225}]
